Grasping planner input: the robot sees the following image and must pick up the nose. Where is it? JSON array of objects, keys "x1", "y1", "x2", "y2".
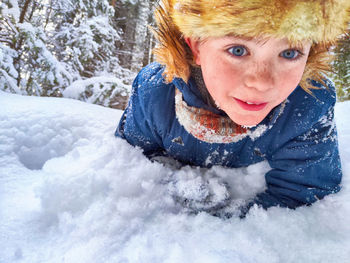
[{"x1": 243, "y1": 60, "x2": 276, "y2": 92}]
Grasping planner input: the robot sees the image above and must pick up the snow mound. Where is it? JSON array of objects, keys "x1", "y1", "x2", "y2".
[
  {"x1": 1, "y1": 91, "x2": 350, "y2": 263},
  {"x1": 1, "y1": 113, "x2": 85, "y2": 170}
]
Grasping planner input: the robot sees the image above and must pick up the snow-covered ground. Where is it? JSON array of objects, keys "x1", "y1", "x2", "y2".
[{"x1": 1, "y1": 90, "x2": 350, "y2": 263}]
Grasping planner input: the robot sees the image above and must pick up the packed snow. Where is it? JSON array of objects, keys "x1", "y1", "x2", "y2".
[{"x1": 1, "y1": 90, "x2": 350, "y2": 263}]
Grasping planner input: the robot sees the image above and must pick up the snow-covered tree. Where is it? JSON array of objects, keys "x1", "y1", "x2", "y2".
[
  {"x1": 114, "y1": 0, "x2": 156, "y2": 73},
  {"x1": 52, "y1": 0, "x2": 119, "y2": 77},
  {"x1": 0, "y1": 43, "x2": 19, "y2": 93},
  {"x1": 130, "y1": 0, "x2": 155, "y2": 72},
  {"x1": 333, "y1": 33, "x2": 350, "y2": 101},
  {"x1": 0, "y1": 1, "x2": 19, "y2": 92},
  {"x1": 0, "y1": 0, "x2": 72, "y2": 96},
  {"x1": 0, "y1": 0, "x2": 131, "y2": 108},
  {"x1": 48, "y1": 0, "x2": 131, "y2": 107}
]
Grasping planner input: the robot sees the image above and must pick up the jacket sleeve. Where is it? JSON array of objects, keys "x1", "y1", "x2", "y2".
[
  {"x1": 115, "y1": 68, "x2": 164, "y2": 156},
  {"x1": 247, "y1": 103, "x2": 342, "y2": 212}
]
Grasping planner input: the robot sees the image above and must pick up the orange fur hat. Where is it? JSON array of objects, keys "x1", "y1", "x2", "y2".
[{"x1": 153, "y1": 0, "x2": 350, "y2": 91}]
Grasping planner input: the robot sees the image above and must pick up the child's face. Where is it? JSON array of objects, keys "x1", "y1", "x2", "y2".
[{"x1": 187, "y1": 36, "x2": 312, "y2": 126}]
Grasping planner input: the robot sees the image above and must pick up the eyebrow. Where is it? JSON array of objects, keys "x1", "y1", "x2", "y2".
[
  {"x1": 224, "y1": 34, "x2": 274, "y2": 47},
  {"x1": 225, "y1": 34, "x2": 307, "y2": 49},
  {"x1": 288, "y1": 42, "x2": 306, "y2": 50}
]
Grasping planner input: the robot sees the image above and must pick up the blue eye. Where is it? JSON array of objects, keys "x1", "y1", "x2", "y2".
[
  {"x1": 280, "y1": 49, "x2": 299, "y2": 59},
  {"x1": 228, "y1": 46, "x2": 247, "y2": 57}
]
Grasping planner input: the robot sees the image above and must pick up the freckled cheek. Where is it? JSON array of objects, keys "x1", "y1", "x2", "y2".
[
  {"x1": 204, "y1": 62, "x2": 242, "y2": 94},
  {"x1": 204, "y1": 70, "x2": 242, "y2": 104},
  {"x1": 276, "y1": 68, "x2": 305, "y2": 99}
]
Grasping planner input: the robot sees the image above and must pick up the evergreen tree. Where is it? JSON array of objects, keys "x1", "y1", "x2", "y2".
[
  {"x1": 0, "y1": 0, "x2": 72, "y2": 96},
  {"x1": 333, "y1": 33, "x2": 350, "y2": 101},
  {"x1": 0, "y1": 0, "x2": 131, "y2": 108},
  {"x1": 114, "y1": 0, "x2": 156, "y2": 74},
  {"x1": 52, "y1": 0, "x2": 120, "y2": 78},
  {"x1": 47, "y1": 0, "x2": 131, "y2": 108}
]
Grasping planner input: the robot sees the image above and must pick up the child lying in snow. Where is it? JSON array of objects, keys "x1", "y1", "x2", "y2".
[{"x1": 116, "y1": 0, "x2": 350, "y2": 215}]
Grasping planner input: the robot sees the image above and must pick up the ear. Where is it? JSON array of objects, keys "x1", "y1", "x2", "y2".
[{"x1": 185, "y1": 37, "x2": 201, "y2": 65}]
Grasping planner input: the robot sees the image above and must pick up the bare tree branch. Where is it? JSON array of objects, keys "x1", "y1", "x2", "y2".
[
  {"x1": 19, "y1": 0, "x2": 32, "y2": 23},
  {"x1": 44, "y1": 0, "x2": 53, "y2": 30},
  {"x1": 0, "y1": 38, "x2": 13, "y2": 45},
  {"x1": 28, "y1": 1, "x2": 38, "y2": 22},
  {"x1": 3, "y1": 18, "x2": 19, "y2": 34}
]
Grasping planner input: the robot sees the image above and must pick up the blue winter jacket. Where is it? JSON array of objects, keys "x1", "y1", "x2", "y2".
[{"x1": 115, "y1": 62, "x2": 342, "y2": 211}]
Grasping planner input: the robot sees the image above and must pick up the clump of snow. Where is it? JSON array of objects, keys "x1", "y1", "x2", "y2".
[
  {"x1": 62, "y1": 75, "x2": 130, "y2": 107},
  {"x1": 1, "y1": 91, "x2": 350, "y2": 262},
  {"x1": 167, "y1": 162, "x2": 268, "y2": 214},
  {"x1": 1, "y1": 0, "x2": 20, "y2": 21}
]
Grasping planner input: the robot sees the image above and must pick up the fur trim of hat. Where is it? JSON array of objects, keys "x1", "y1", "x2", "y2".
[{"x1": 152, "y1": 0, "x2": 350, "y2": 91}]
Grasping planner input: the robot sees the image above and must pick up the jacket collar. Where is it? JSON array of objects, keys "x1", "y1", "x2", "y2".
[{"x1": 172, "y1": 77, "x2": 289, "y2": 143}]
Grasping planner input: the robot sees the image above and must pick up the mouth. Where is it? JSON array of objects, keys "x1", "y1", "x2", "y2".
[{"x1": 234, "y1": 98, "x2": 268, "y2": 111}]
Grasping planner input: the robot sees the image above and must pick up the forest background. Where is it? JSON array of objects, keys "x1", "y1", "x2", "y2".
[{"x1": 1, "y1": 0, "x2": 350, "y2": 109}]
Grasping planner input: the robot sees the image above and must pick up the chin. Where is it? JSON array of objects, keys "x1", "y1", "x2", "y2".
[
  {"x1": 221, "y1": 99, "x2": 274, "y2": 127},
  {"x1": 227, "y1": 112, "x2": 267, "y2": 127}
]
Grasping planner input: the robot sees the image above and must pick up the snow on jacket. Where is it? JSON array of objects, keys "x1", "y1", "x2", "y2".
[{"x1": 115, "y1": 62, "x2": 342, "y2": 211}]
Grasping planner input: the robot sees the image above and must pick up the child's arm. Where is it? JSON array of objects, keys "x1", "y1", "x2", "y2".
[
  {"x1": 115, "y1": 65, "x2": 165, "y2": 156},
  {"x1": 246, "y1": 102, "x2": 342, "y2": 213}
]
